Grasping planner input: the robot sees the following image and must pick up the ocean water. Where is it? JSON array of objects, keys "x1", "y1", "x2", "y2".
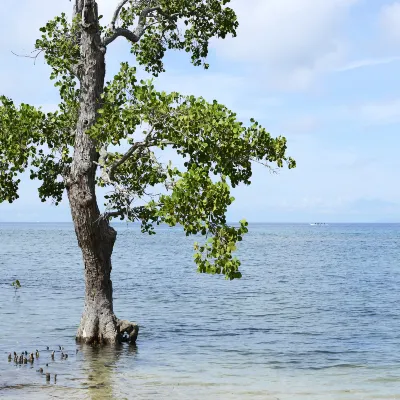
[{"x1": 0, "y1": 222, "x2": 400, "y2": 399}]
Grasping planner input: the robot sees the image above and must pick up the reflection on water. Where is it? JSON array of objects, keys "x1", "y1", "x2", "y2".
[
  {"x1": 0, "y1": 344, "x2": 138, "y2": 399},
  {"x1": 81, "y1": 344, "x2": 137, "y2": 400},
  {"x1": 1, "y1": 223, "x2": 400, "y2": 399},
  {"x1": 2, "y1": 346, "x2": 400, "y2": 399}
]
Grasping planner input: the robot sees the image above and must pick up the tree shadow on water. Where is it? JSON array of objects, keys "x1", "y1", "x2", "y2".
[{"x1": 79, "y1": 343, "x2": 138, "y2": 400}]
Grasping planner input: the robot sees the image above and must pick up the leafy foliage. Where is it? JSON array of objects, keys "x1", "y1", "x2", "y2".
[
  {"x1": 114, "y1": 0, "x2": 238, "y2": 74},
  {"x1": 0, "y1": 0, "x2": 295, "y2": 280},
  {"x1": 0, "y1": 13, "x2": 79, "y2": 204},
  {"x1": 0, "y1": 97, "x2": 42, "y2": 202},
  {"x1": 0, "y1": 94, "x2": 76, "y2": 205},
  {"x1": 91, "y1": 63, "x2": 295, "y2": 279},
  {"x1": 35, "y1": 13, "x2": 81, "y2": 81}
]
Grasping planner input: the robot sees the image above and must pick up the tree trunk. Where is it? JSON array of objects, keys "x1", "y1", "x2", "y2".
[{"x1": 66, "y1": 0, "x2": 138, "y2": 345}]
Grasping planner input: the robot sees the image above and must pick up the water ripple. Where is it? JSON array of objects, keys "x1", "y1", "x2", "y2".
[{"x1": 0, "y1": 222, "x2": 400, "y2": 399}]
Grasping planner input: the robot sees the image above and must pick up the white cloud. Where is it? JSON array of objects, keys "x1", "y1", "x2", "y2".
[
  {"x1": 212, "y1": 0, "x2": 358, "y2": 90},
  {"x1": 357, "y1": 99, "x2": 400, "y2": 125},
  {"x1": 380, "y1": 2, "x2": 400, "y2": 43}
]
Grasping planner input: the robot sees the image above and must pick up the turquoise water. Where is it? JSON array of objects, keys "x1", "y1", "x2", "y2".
[{"x1": 1, "y1": 223, "x2": 400, "y2": 399}]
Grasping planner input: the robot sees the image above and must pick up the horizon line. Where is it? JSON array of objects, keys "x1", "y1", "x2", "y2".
[{"x1": 0, "y1": 221, "x2": 399, "y2": 224}]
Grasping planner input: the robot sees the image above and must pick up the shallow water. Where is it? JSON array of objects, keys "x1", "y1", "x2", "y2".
[{"x1": 1, "y1": 223, "x2": 400, "y2": 399}]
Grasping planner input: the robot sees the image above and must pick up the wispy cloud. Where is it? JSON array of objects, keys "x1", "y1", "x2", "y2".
[
  {"x1": 336, "y1": 56, "x2": 400, "y2": 72},
  {"x1": 357, "y1": 98, "x2": 400, "y2": 125}
]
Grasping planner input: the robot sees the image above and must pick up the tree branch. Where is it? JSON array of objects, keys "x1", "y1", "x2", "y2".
[
  {"x1": 103, "y1": 5, "x2": 161, "y2": 47},
  {"x1": 103, "y1": 210, "x2": 124, "y2": 218},
  {"x1": 11, "y1": 50, "x2": 43, "y2": 64},
  {"x1": 135, "y1": 6, "x2": 161, "y2": 36},
  {"x1": 108, "y1": 141, "x2": 145, "y2": 181},
  {"x1": 110, "y1": 0, "x2": 130, "y2": 29},
  {"x1": 108, "y1": 126, "x2": 155, "y2": 181},
  {"x1": 103, "y1": 28, "x2": 140, "y2": 46},
  {"x1": 102, "y1": 205, "x2": 155, "y2": 221}
]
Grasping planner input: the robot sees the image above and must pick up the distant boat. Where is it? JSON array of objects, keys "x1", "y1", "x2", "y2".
[{"x1": 310, "y1": 223, "x2": 328, "y2": 226}]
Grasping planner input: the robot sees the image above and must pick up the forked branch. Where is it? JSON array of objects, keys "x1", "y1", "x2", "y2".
[
  {"x1": 103, "y1": 2, "x2": 161, "y2": 46},
  {"x1": 108, "y1": 126, "x2": 155, "y2": 181}
]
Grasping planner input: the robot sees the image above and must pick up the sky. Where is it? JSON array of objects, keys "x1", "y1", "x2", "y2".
[{"x1": 1, "y1": 0, "x2": 400, "y2": 223}]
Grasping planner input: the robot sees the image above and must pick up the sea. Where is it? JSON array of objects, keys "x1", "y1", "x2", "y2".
[{"x1": 0, "y1": 222, "x2": 399, "y2": 399}]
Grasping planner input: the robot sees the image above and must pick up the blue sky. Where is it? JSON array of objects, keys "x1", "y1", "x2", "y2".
[{"x1": 1, "y1": 0, "x2": 400, "y2": 223}]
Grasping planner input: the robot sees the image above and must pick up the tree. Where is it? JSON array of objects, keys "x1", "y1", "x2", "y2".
[{"x1": 0, "y1": 0, "x2": 295, "y2": 345}]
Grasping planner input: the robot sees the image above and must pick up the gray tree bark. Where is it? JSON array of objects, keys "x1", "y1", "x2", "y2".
[{"x1": 66, "y1": 0, "x2": 138, "y2": 344}]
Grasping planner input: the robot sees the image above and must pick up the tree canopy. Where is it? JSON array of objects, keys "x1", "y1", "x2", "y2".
[{"x1": 0, "y1": 0, "x2": 295, "y2": 281}]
